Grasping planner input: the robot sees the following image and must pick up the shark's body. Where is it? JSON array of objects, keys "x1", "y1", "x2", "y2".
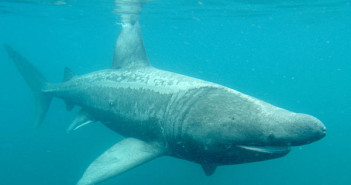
[
  {"x1": 5, "y1": 1, "x2": 326, "y2": 185},
  {"x1": 52, "y1": 66, "x2": 257, "y2": 141}
]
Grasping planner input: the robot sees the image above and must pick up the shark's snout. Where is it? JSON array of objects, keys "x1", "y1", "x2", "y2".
[
  {"x1": 288, "y1": 113, "x2": 326, "y2": 146},
  {"x1": 320, "y1": 124, "x2": 327, "y2": 137},
  {"x1": 263, "y1": 111, "x2": 326, "y2": 147}
]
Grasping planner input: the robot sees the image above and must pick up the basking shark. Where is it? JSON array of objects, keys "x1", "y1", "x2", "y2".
[{"x1": 5, "y1": 1, "x2": 326, "y2": 185}]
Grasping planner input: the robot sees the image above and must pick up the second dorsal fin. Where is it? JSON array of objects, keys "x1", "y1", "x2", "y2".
[
  {"x1": 63, "y1": 67, "x2": 76, "y2": 82},
  {"x1": 112, "y1": 1, "x2": 150, "y2": 69}
]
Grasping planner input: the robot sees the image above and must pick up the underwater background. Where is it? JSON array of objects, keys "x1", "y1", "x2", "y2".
[{"x1": 0, "y1": 0, "x2": 350, "y2": 185}]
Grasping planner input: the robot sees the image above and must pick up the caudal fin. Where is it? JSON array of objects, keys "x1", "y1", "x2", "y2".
[{"x1": 4, "y1": 44, "x2": 52, "y2": 127}]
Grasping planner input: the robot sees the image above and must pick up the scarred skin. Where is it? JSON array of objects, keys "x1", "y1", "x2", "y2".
[{"x1": 46, "y1": 66, "x2": 326, "y2": 166}]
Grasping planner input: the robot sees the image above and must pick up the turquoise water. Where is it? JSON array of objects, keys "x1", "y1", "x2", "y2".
[{"x1": 0, "y1": 0, "x2": 350, "y2": 185}]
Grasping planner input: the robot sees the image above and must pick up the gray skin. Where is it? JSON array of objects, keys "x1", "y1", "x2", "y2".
[
  {"x1": 5, "y1": 2, "x2": 326, "y2": 184},
  {"x1": 49, "y1": 66, "x2": 325, "y2": 165}
]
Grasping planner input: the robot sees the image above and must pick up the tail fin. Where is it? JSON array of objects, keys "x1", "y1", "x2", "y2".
[{"x1": 4, "y1": 44, "x2": 52, "y2": 127}]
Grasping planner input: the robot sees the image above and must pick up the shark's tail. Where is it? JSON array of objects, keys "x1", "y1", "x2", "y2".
[{"x1": 4, "y1": 44, "x2": 52, "y2": 128}]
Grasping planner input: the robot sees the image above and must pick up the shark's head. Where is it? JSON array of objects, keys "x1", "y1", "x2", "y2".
[
  {"x1": 226, "y1": 109, "x2": 326, "y2": 164},
  {"x1": 265, "y1": 112, "x2": 326, "y2": 147},
  {"x1": 219, "y1": 101, "x2": 326, "y2": 157},
  {"x1": 182, "y1": 88, "x2": 326, "y2": 165}
]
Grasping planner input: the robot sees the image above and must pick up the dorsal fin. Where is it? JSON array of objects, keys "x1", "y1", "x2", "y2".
[
  {"x1": 63, "y1": 67, "x2": 76, "y2": 82},
  {"x1": 112, "y1": 1, "x2": 150, "y2": 69}
]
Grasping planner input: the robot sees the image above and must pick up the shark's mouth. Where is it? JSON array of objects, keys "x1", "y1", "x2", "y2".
[{"x1": 237, "y1": 145, "x2": 291, "y2": 154}]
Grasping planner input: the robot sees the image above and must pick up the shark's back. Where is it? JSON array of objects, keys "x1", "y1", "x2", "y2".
[{"x1": 48, "y1": 66, "x2": 226, "y2": 139}]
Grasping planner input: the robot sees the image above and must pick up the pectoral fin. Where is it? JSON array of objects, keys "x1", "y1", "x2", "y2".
[{"x1": 77, "y1": 138, "x2": 164, "y2": 185}]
